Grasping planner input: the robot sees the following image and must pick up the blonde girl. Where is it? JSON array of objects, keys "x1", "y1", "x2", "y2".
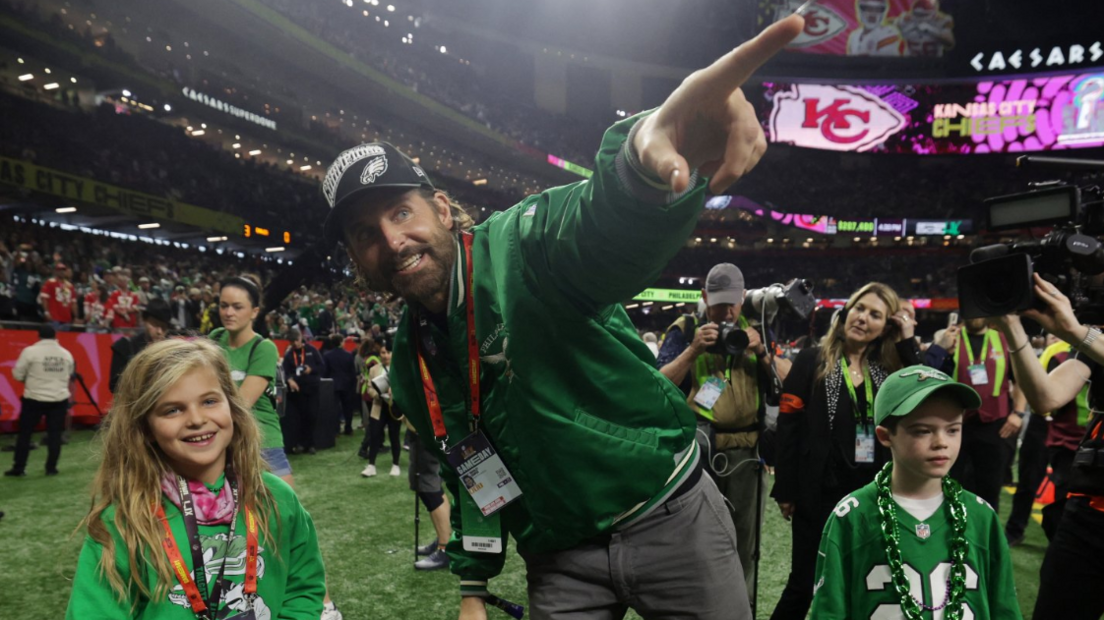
[{"x1": 67, "y1": 339, "x2": 325, "y2": 619}]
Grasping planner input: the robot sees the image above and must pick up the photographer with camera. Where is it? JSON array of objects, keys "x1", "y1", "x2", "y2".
[
  {"x1": 770, "y1": 282, "x2": 921, "y2": 620},
  {"x1": 989, "y1": 273, "x2": 1104, "y2": 619},
  {"x1": 657, "y1": 263, "x2": 791, "y2": 601}
]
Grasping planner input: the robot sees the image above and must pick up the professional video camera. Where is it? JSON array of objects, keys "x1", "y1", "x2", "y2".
[
  {"x1": 705, "y1": 279, "x2": 816, "y2": 356},
  {"x1": 958, "y1": 157, "x2": 1104, "y2": 322},
  {"x1": 743, "y1": 279, "x2": 817, "y2": 325}
]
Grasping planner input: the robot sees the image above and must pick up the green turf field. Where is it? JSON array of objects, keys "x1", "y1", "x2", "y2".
[{"x1": 1, "y1": 429, "x2": 1046, "y2": 619}]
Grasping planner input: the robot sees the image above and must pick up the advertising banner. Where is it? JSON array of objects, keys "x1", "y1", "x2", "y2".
[
  {"x1": 706, "y1": 195, "x2": 972, "y2": 235},
  {"x1": 756, "y1": 71, "x2": 1104, "y2": 154},
  {"x1": 0, "y1": 156, "x2": 246, "y2": 235}
]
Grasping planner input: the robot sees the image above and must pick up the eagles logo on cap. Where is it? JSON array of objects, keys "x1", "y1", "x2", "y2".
[
  {"x1": 899, "y1": 368, "x2": 951, "y2": 383},
  {"x1": 360, "y1": 155, "x2": 388, "y2": 185},
  {"x1": 321, "y1": 141, "x2": 435, "y2": 247}
]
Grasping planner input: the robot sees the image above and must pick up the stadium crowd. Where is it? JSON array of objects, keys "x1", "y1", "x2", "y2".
[{"x1": 0, "y1": 216, "x2": 403, "y2": 339}]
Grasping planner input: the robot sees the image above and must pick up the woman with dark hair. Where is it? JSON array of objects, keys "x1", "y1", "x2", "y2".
[
  {"x1": 209, "y1": 275, "x2": 291, "y2": 483},
  {"x1": 770, "y1": 282, "x2": 923, "y2": 620}
]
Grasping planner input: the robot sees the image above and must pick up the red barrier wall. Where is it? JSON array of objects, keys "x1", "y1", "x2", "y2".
[{"x1": 1, "y1": 330, "x2": 362, "y2": 432}]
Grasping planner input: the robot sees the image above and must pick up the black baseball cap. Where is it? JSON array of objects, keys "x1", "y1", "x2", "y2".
[{"x1": 321, "y1": 142, "x2": 434, "y2": 247}]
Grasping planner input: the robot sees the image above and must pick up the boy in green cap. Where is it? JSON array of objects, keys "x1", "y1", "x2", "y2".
[{"x1": 810, "y1": 365, "x2": 1022, "y2": 619}]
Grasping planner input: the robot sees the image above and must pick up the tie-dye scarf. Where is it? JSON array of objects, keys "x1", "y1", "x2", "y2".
[{"x1": 160, "y1": 472, "x2": 236, "y2": 525}]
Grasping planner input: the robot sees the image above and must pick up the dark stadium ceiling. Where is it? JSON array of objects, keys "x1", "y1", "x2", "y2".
[{"x1": 30, "y1": 0, "x2": 578, "y2": 189}]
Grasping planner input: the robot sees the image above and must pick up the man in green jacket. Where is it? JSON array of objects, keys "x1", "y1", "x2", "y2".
[{"x1": 321, "y1": 15, "x2": 804, "y2": 620}]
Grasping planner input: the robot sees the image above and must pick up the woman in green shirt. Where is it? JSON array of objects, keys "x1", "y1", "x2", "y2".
[{"x1": 211, "y1": 275, "x2": 292, "y2": 483}]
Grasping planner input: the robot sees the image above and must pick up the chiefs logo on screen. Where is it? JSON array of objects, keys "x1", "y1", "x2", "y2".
[
  {"x1": 770, "y1": 85, "x2": 908, "y2": 152},
  {"x1": 774, "y1": 1, "x2": 847, "y2": 48}
]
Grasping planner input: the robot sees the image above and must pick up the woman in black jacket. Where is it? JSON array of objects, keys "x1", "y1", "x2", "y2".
[{"x1": 770, "y1": 282, "x2": 922, "y2": 620}]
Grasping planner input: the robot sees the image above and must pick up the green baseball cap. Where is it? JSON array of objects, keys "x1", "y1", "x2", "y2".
[{"x1": 874, "y1": 365, "x2": 982, "y2": 426}]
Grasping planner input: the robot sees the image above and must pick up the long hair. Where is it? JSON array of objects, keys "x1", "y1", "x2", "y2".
[
  {"x1": 816, "y1": 282, "x2": 903, "y2": 381},
  {"x1": 78, "y1": 339, "x2": 277, "y2": 605}
]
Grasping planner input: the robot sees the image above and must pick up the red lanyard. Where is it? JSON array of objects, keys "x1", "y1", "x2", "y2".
[
  {"x1": 292, "y1": 349, "x2": 305, "y2": 367},
  {"x1": 417, "y1": 233, "x2": 479, "y2": 450},
  {"x1": 154, "y1": 489, "x2": 258, "y2": 617}
]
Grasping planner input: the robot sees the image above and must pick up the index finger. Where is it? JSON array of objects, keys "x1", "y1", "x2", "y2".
[{"x1": 701, "y1": 13, "x2": 805, "y2": 91}]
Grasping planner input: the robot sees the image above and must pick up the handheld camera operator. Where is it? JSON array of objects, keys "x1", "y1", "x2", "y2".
[
  {"x1": 657, "y1": 263, "x2": 792, "y2": 604},
  {"x1": 319, "y1": 14, "x2": 806, "y2": 620},
  {"x1": 990, "y1": 273, "x2": 1104, "y2": 619}
]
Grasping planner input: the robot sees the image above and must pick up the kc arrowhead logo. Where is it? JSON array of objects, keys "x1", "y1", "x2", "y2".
[
  {"x1": 770, "y1": 84, "x2": 907, "y2": 153},
  {"x1": 777, "y1": 1, "x2": 847, "y2": 48}
]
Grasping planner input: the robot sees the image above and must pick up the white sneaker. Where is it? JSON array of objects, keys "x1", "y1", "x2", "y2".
[
  {"x1": 361, "y1": 464, "x2": 377, "y2": 477},
  {"x1": 321, "y1": 601, "x2": 343, "y2": 620},
  {"x1": 390, "y1": 464, "x2": 401, "y2": 477}
]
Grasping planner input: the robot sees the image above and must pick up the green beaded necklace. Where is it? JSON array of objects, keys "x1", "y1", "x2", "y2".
[{"x1": 874, "y1": 462, "x2": 970, "y2": 620}]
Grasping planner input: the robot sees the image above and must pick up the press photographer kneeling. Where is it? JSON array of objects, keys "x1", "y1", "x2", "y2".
[{"x1": 657, "y1": 263, "x2": 793, "y2": 606}]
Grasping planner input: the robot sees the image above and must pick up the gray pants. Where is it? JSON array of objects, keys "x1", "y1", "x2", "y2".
[
  {"x1": 520, "y1": 475, "x2": 750, "y2": 620},
  {"x1": 714, "y1": 446, "x2": 766, "y2": 598}
]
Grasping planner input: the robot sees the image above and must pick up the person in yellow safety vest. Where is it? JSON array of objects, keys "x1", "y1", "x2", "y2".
[
  {"x1": 657, "y1": 263, "x2": 792, "y2": 601},
  {"x1": 948, "y1": 317, "x2": 1028, "y2": 511}
]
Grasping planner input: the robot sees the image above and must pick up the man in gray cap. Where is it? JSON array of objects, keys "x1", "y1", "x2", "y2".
[
  {"x1": 657, "y1": 263, "x2": 790, "y2": 604},
  {"x1": 321, "y1": 15, "x2": 804, "y2": 620}
]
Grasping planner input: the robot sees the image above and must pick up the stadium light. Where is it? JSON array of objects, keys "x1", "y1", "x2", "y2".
[
  {"x1": 625, "y1": 304, "x2": 639, "y2": 309},
  {"x1": 44, "y1": 68, "x2": 51, "y2": 74},
  {"x1": 248, "y1": 149, "x2": 261, "y2": 155},
  {"x1": 300, "y1": 165, "x2": 312, "y2": 171},
  {"x1": 387, "y1": 4, "x2": 395, "y2": 10},
  {"x1": 18, "y1": 74, "x2": 33, "y2": 81},
  {"x1": 122, "y1": 89, "x2": 132, "y2": 97},
  {"x1": 44, "y1": 83, "x2": 59, "y2": 90},
  {"x1": 17, "y1": 57, "x2": 24, "y2": 63},
  {"x1": 191, "y1": 130, "x2": 206, "y2": 136},
  {"x1": 71, "y1": 77, "x2": 77, "y2": 83},
  {"x1": 472, "y1": 179, "x2": 487, "y2": 186},
  {"x1": 207, "y1": 236, "x2": 228, "y2": 242},
  {"x1": 439, "y1": 45, "x2": 447, "y2": 54},
  {"x1": 163, "y1": 103, "x2": 172, "y2": 112},
  {"x1": 138, "y1": 223, "x2": 160, "y2": 229},
  {"x1": 55, "y1": 207, "x2": 77, "y2": 214},
  {"x1": 265, "y1": 247, "x2": 286, "y2": 252}
]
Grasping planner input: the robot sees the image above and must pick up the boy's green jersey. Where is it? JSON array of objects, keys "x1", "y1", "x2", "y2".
[{"x1": 811, "y1": 481, "x2": 1022, "y2": 620}]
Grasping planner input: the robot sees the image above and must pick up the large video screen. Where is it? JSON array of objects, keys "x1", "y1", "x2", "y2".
[
  {"x1": 760, "y1": 0, "x2": 957, "y2": 58},
  {"x1": 753, "y1": 71, "x2": 1104, "y2": 154}
]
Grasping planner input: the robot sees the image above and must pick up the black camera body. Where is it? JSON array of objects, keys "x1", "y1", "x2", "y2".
[
  {"x1": 958, "y1": 182, "x2": 1104, "y2": 322},
  {"x1": 706, "y1": 322, "x2": 751, "y2": 356}
]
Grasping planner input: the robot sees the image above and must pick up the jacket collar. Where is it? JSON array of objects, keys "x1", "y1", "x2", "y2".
[{"x1": 446, "y1": 235, "x2": 465, "y2": 318}]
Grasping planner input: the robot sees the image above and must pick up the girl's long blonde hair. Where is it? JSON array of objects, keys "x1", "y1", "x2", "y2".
[
  {"x1": 78, "y1": 339, "x2": 276, "y2": 605},
  {"x1": 816, "y1": 282, "x2": 904, "y2": 381}
]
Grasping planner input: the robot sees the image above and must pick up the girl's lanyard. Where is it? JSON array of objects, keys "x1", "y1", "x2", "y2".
[{"x1": 155, "y1": 475, "x2": 258, "y2": 619}]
